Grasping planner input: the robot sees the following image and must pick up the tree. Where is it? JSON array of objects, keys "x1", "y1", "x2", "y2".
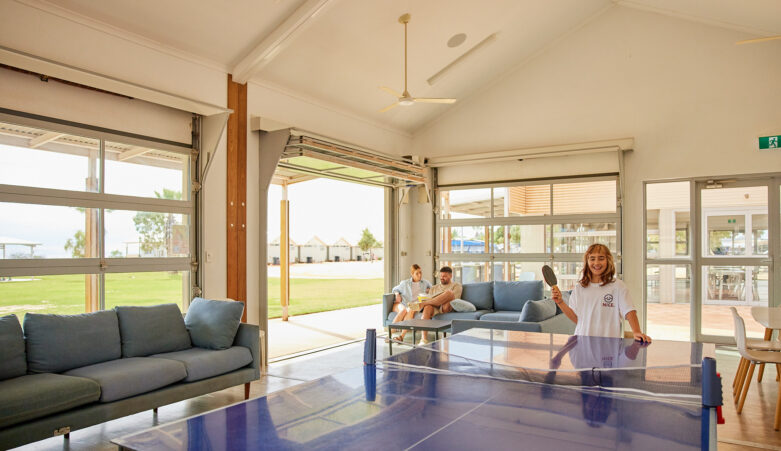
[
  {"x1": 133, "y1": 189, "x2": 181, "y2": 256},
  {"x1": 357, "y1": 228, "x2": 379, "y2": 252},
  {"x1": 64, "y1": 230, "x2": 86, "y2": 258},
  {"x1": 109, "y1": 250, "x2": 123, "y2": 258}
]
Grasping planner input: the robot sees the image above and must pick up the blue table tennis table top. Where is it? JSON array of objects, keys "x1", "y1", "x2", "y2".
[{"x1": 113, "y1": 330, "x2": 717, "y2": 451}]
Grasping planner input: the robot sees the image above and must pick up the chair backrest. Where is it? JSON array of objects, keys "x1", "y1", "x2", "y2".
[{"x1": 730, "y1": 307, "x2": 753, "y2": 360}]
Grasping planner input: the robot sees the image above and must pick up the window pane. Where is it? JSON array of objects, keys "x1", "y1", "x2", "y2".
[
  {"x1": 104, "y1": 271, "x2": 188, "y2": 309},
  {"x1": 752, "y1": 213, "x2": 768, "y2": 254},
  {"x1": 552, "y1": 223, "x2": 617, "y2": 254},
  {"x1": 104, "y1": 141, "x2": 190, "y2": 201},
  {"x1": 646, "y1": 182, "x2": 690, "y2": 258},
  {"x1": 552, "y1": 180, "x2": 616, "y2": 214},
  {"x1": 0, "y1": 203, "x2": 98, "y2": 259},
  {"x1": 0, "y1": 274, "x2": 90, "y2": 317},
  {"x1": 439, "y1": 188, "x2": 491, "y2": 219},
  {"x1": 706, "y1": 215, "x2": 745, "y2": 255},
  {"x1": 646, "y1": 264, "x2": 690, "y2": 341},
  {"x1": 0, "y1": 122, "x2": 100, "y2": 192},
  {"x1": 491, "y1": 225, "x2": 550, "y2": 253},
  {"x1": 442, "y1": 262, "x2": 491, "y2": 284},
  {"x1": 702, "y1": 265, "x2": 767, "y2": 338},
  {"x1": 550, "y1": 262, "x2": 582, "y2": 291},
  {"x1": 105, "y1": 210, "x2": 190, "y2": 258},
  {"x1": 493, "y1": 262, "x2": 545, "y2": 283},
  {"x1": 493, "y1": 185, "x2": 550, "y2": 217},
  {"x1": 702, "y1": 186, "x2": 767, "y2": 257},
  {"x1": 440, "y1": 226, "x2": 489, "y2": 254}
]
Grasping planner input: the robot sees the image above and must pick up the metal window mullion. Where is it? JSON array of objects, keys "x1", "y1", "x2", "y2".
[
  {"x1": 0, "y1": 258, "x2": 101, "y2": 276},
  {"x1": 492, "y1": 253, "x2": 583, "y2": 262},
  {"x1": 693, "y1": 180, "x2": 702, "y2": 342},
  {"x1": 437, "y1": 213, "x2": 620, "y2": 228},
  {"x1": 437, "y1": 174, "x2": 619, "y2": 191},
  {"x1": 769, "y1": 177, "x2": 780, "y2": 308},
  {"x1": 0, "y1": 184, "x2": 193, "y2": 214},
  {"x1": 700, "y1": 257, "x2": 771, "y2": 266}
]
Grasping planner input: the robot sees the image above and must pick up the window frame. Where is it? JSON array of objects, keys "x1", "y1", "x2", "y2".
[
  {"x1": 435, "y1": 175, "x2": 621, "y2": 282},
  {"x1": 0, "y1": 109, "x2": 197, "y2": 310}
]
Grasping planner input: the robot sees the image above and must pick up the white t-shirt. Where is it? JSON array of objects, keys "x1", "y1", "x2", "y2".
[{"x1": 569, "y1": 279, "x2": 636, "y2": 338}]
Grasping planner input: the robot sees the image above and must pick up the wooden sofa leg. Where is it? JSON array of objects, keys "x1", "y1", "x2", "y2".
[{"x1": 244, "y1": 383, "x2": 251, "y2": 400}]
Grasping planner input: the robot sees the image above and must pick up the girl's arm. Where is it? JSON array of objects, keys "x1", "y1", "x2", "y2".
[
  {"x1": 552, "y1": 287, "x2": 578, "y2": 325},
  {"x1": 625, "y1": 311, "x2": 651, "y2": 343}
]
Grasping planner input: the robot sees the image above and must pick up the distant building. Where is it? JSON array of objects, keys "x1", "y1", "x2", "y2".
[
  {"x1": 299, "y1": 236, "x2": 328, "y2": 263},
  {"x1": 328, "y1": 238, "x2": 352, "y2": 262},
  {"x1": 268, "y1": 237, "x2": 297, "y2": 264}
]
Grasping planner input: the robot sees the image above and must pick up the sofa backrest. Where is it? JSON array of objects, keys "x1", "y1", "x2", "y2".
[
  {"x1": 460, "y1": 282, "x2": 494, "y2": 310},
  {"x1": 24, "y1": 310, "x2": 121, "y2": 373},
  {"x1": 493, "y1": 281, "x2": 544, "y2": 311},
  {"x1": 115, "y1": 304, "x2": 192, "y2": 357},
  {"x1": 0, "y1": 314, "x2": 26, "y2": 380}
]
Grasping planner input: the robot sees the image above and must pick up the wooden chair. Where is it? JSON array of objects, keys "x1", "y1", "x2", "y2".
[{"x1": 731, "y1": 307, "x2": 781, "y2": 430}]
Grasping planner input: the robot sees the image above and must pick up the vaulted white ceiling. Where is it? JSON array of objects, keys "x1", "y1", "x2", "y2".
[{"x1": 35, "y1": 0, "x2": 781, "y2": 133}]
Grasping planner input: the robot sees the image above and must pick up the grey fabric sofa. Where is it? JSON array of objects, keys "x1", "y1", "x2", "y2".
[
  {"x1": 383, "y1": 280, "x2": 575, "y2": 335},
  {"x1": 0, "y1": 303, "x2": 261, "y2": 449}
]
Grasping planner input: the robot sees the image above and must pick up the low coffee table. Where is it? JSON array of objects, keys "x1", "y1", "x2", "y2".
[{"x1": 388, "y1": 319, "x2": 451, "y2": 353}]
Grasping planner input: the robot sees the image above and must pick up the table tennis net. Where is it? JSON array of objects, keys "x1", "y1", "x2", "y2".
[{"x1": 378, "y1": 336, "x2": 704, "y2": 404}]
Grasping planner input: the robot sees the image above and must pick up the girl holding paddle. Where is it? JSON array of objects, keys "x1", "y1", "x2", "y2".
[{"x1": 549, "y1": 243, "x2": 651, "y2": 343}]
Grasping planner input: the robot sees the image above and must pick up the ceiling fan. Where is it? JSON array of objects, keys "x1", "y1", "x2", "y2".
[
  {"x1": 736, "y1": 35, "x2": 781, "y2": 45},
  {"x1": 379, "y1": 13, "x2": 456, "y2": 113}
]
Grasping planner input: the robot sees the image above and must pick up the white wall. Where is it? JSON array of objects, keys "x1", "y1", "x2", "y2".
[
  {"x1": 413, "y1": 6, "x2": 781, "y2": 322},
  {"x1": 397, "y1": 186, "x2": 436, "y2": 283}
]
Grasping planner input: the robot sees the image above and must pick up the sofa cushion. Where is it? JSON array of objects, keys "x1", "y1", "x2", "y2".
[
  {"x1": 519, "y1": 298, "x2": 558, "y2": 323},
  {"x1": 115, "y1": 304, "x2": 191, "y2": 357},
  {"x1": 493, "y1": 281, "x2": 544, "y2": 311},
  {"x1": 479, "y1": 311, "x2": 522, "y2": 322},
  {"x1": 185, "y1": 298, "x2": 245, "y2": 350},
  {"x1": 0, "y1": 314, "x2": 26, "y2": 380},
  {"x1": 24, "y1": 310, "x2": 121, "y2": 373},
  {"x1": 65, "y1": 357, "x2": 186, "y2": 402},
  {"x1": 0, "y1": 373, "x2": 100, "y2": 428},
  {"x1": 152, "y1": 346, "x2": 252, "y2": 382},
  {"x1": 431, "y1": 310, "x2": 490, "y2": 321},
  {"x1": 460, "y1": 282, "x2": 494, "y2": 310},
  {"x1": 450, "y1": 299, "x2": 477, "y2": 312}
]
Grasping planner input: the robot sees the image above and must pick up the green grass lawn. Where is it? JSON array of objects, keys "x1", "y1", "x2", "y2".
[
  {"x1": 0, "y1": 273, "x2": 383, "y2": 320},
  {"x1": 267, "y1": 277, "x2": 383, "y2": 318}
]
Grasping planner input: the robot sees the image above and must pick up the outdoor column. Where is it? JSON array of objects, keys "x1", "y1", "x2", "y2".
[
  {"x1": 658, "y1": 208, "x2": 676, "y2": 303},
  {"x1": 85, "y1": 149, "x2": 99, "y2": 312},
  {"x1": 280, "y1": 183, "x2": 290, "y2": 321}
]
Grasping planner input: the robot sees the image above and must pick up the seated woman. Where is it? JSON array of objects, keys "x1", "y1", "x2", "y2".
[{"x1": 390, "y1": 264, "x2": 431, "y2": 341}]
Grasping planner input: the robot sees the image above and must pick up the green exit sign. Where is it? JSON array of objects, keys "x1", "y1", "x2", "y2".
[{"x1": 759, "y1": 135, "x2": 780, "y2": 149}]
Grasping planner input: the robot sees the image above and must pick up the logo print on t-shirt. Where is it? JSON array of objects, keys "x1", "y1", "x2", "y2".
[{"x1": 602, "y1": 294, "x2": 614, "y2": 307}]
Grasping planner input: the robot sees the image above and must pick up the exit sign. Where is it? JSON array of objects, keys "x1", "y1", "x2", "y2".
[{"x1": 759, "y1": 135, "x2": 780, "y2": 149}]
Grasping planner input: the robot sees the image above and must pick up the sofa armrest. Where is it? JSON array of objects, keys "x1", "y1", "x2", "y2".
[
  {"x1": 537, "y1": 313, "x2": 576, "y2": 335},
  {"x1": 233, "y1": 323, "x2": 261, "y2": 380},
  {"x1": 382, "y1": 293, "x2": 396, "y2": 325}
]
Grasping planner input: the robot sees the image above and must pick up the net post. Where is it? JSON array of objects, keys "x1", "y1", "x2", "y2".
[
  {"x1": 364, "y1": 328, "x2": 377, "y2": 365},
  {"x1": 700, "y1": 357, "x2": 721, "y2": 451}
]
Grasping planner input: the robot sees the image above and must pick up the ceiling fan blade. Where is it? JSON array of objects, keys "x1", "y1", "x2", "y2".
[
  {"x1": 413, "y1": 98, "x2": 457, "y2": 104},
  {"x1": 379, "y1": 86, "x2": 402, "y2": 98},
  {"x1": 379, "y1": 102, "x2": 400, "y2": 113},
  {"x1": 736, "y1": 35, "x2": 781, "y2": 45}
]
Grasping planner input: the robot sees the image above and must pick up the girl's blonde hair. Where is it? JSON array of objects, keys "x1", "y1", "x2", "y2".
[
  {"x1": 410, "y1": 264, "x2": 421, "y2": 274},
  {"x1": 579, "y1": 244, "x2": 616, "y2": 287}
]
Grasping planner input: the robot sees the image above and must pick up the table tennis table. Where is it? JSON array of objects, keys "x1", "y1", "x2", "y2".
[{"x1": 113, "y1": 329, "x2": 721, "y2": 451}]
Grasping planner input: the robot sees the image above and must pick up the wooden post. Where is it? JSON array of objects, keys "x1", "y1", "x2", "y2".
[
  {"x1": 227, "y1": 74, "x2": 248, "y2": 321},
  {"x1": 281, "y1": 183, "x2": 290, "y2": 321},
  {"x1": 85, "y1": 149, "x2": 99, "y2": 312}
]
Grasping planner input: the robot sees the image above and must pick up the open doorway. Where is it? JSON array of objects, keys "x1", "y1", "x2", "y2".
[{"x1": 266, "y1": 177, "x2": 385, "y2": 358}]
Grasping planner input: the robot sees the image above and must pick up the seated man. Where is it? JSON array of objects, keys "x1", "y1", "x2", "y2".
[{"x1": 417, "y1": 266, "x2": 462, "y2": 344}]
